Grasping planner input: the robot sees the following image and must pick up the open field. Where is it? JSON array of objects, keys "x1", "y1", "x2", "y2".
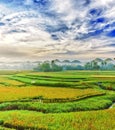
[
  {"x1": 0, "y1": 70, "x2": 115, "y2": 129},
  {"x1": 0, "y1": 109, "x2": 115, "y2": 130}
]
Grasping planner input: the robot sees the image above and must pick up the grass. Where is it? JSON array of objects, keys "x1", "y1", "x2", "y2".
[
  {"x1": 0, "y1": 109, "x2": 115, "y2": 130},
  {"x1": 0, "y1": 93, "x2": 114, "y2": 113},
  {"x1": 0, "y1": 70, "x2": 115, "y2": 129}
]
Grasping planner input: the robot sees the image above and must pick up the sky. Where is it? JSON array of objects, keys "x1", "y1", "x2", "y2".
[{"x1": 0, "y1": 0, "x2": 115, "y2": 62}]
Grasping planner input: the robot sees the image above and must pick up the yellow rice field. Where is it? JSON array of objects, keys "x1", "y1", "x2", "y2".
[
  {"x1": 0, "y1": 86, "x2": 103, "y2": 102},
  {"x1": 0, "y1": 77, "x2": 24, "y2": 86}
]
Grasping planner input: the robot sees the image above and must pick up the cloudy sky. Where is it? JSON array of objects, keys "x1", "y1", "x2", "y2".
[{"x1": 0, "y1": 0, "x2": 115, "y2": 62}]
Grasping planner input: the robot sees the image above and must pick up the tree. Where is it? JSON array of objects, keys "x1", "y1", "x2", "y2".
[
  {"x1": 39, "y1": 61, "x2": 51, "y2": 72},
  {"x1": 105, "y1": 58, "x2": 113, "y2": 62},
  {"x1": 84, "y1": 62, "x2": 92, "y2": 70},
  {"x1": 91, "y1": 60, "x2": 100, "y2": 70},
  {"x1": 51, "y1": 60, "x2": 62, "y2": 71},
  {"x1": 102, "y1": 58, "x2": 113, "y2": 70},
  {"x1": 95, "y1": 58, "x2": 103, "y2": 63},
  {"x1": 71, "y1": 60, "x2": 81, "y2": 63},
  {"x1": 93, "y1": 61, "x2": 100, "y2": 70}
]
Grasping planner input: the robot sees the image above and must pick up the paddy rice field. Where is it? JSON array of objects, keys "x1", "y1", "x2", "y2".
[{"x1": 0, "y1": 70, "x2": 115, "y2": 130}]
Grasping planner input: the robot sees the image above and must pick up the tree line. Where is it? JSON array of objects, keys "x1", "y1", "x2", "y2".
[{"x1": 33, "y1": 58, "x2": 115, "y2": 72}]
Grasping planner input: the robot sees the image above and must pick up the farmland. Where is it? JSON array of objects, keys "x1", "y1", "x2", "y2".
[{"x1": 0, "y1": 70, "x2": 115, "y2": 129}]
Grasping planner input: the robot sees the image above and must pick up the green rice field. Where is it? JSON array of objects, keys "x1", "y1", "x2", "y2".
[{"x1": 0, "y1": 70, "x2": 115, "y2": 130}]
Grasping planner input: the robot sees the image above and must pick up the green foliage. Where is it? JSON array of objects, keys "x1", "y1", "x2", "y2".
[
  {"x1": 84, "y1": 58, "x2": 115, "y2": 70},
  {"x1": 34, "y1": 60, "x2": 62, "y2": 72},
  {"x1": 37, "y1": 61, "x2": 51, "y2": 72},
  {"x1": 33, "y1": 58, "x2": 115, "y2": 71}
]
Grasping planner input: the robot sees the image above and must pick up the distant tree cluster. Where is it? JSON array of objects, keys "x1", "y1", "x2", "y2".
[
  {"x1": 33, "y1": 60, "x2": 62, "y2": 72},
  {"x1": 84, "y1": 58, "x2": 115, "y2": 70},
  {"x1": 33, "y1": 58, "x2": 115, "y2": 72}
]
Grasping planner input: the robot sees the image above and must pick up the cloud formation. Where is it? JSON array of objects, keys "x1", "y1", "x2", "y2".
[{"x1": 0, "y1": 0, "x2": 115, "y2": 61}]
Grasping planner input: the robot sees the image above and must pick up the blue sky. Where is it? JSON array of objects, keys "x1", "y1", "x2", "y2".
[{"x1": 0, "y1": 0, "x2": 115, "y2": 61}]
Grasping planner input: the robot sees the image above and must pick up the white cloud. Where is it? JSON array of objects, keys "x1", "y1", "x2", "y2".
[
  {"x1": 24, "y1": 0, "x2": 33, "y2": 5},
  {"x1": 0, "y1": 0, "x2": 115, "y2": 62}
]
